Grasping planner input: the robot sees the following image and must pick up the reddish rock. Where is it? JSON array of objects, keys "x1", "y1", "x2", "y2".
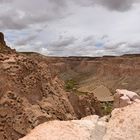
[
  {"x1": 0, "y1": 32, "x2": 15, "y2": 53},
  {"x1": 114, "y1": 89, "x2": 140, "y2": 108},
  {"x1": 0, "y1": 32, "x2": 6, "y2": 45}
]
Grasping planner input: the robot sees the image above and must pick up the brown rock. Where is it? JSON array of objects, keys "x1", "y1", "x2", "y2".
[
  {"x1": 0, "y1": 32, "x2": 15, "y2": 53},
  {"x1": 0, "y1": 32, "x2": 6, "y2": 45}
]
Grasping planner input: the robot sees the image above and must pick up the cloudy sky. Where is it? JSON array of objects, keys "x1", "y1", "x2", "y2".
[{"x1": 0, "y1": 0, "x2": 140, "y2": 56}]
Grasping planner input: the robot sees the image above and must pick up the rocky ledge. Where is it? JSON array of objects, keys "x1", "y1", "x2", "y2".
[{"x1": 20, "y1": 89, "x2": 140, "y2": 140}]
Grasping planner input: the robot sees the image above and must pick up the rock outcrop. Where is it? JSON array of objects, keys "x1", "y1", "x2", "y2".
[
  {"x1": 104, "y1": 90, "x2": 140, "y2": 140},
  {"x1": 68, "y1": 92, "x2": 103, "y2": 118},
  {"x1": 0, "y1": 32, "x2": 14, "y2": 53},
  {"x1": 0, "y1": 32, "x2": 6, "y2": 45},
  {"x1": 19, "y1": 115, "x2": 107, "y2": 140},
  {"x1": 114, "y1": 89, "x2": 140, "y2": 108},
  {"x1": 20, "y1": 90, "x2": 140, "y2": 140},
  {"x1": 0, "y1": 52, "x2": 76, "y2": 140}
]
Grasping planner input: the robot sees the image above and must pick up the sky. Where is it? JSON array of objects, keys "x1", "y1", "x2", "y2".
[{"x1": 0, "y1": 0, "x2": 140, "y2": 56}]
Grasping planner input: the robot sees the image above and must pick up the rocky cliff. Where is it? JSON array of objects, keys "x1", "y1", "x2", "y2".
[{"x1": 0, "y1": 32, "x2": 15, "y2": 53}]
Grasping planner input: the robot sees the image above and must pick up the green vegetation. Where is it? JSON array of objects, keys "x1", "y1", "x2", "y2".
[
  {"x1": 20, "y1": 52, "x2": 39, "y2": 55},
  {"x1": 101, "y1": 102, "x2": 113, "y2": 115},
  {"x1": 75, "y1": 91, "x2": 89, "y2": 96},
  {"x1": 65, "y1": 79, "x2": 88, "y2": 96},
  {"x1": 65, "y1": 79, "x2": 113, "y2": 116},
  {"x1": 65, "y1": 79, "x2": 78, "y2": 91}
]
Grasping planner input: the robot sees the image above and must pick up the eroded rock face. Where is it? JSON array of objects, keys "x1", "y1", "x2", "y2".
[
  {"x1": 0, "y1": 52, "x2": 82, "y2": 139},
  {"x1": 0, "y1": 54, "x2": 102, "y2": 139}
]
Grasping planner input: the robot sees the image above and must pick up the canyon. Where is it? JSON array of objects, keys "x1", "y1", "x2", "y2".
[{"x1": 0, "y1": 32, "x2": 140, "y2": 140}]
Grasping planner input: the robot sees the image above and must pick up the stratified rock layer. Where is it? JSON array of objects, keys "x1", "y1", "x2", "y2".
[{"x1": 45, "y1": 55, "x2": 140, "y2": 98}]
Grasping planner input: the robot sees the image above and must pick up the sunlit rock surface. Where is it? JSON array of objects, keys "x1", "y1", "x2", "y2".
[
  {"x1": 19, "y1": 115, "x2": 107, "y2": 140},
  {"x1": 20, "y1": 90, "x2": 140, "y2": 140}
]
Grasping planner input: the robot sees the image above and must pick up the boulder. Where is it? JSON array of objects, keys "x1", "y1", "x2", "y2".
[
  {"x1": 19, "y1": 115, "x2": 107, "y2": 140},
  {"x1": 103, "y1": 102, "x2": 140, "y2": 140},
  {"x1": 20, "y1": 90, "x2": 140, "y2": 140},
  {"x1": 103, "y1": 89, "x2": 140, "y2": 140},
  {"x1": 114, "y1": 89, "x2": 140, "y2": 108}
]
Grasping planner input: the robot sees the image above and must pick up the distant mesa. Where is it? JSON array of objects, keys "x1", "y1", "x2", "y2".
[{"x1": 122, "y1": 54, "x2": 140, "y2": 57}]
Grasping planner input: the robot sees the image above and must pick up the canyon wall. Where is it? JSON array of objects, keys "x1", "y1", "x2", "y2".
[{"x1": 44, "y1": 55, "x2": 140, "y2": 96}]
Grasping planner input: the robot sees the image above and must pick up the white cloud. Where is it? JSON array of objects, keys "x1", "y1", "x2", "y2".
[{"x1": 0, "y1": 0, "x2": 140, "y2": 56}]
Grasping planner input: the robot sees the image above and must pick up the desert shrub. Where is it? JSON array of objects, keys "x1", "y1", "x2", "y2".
[
  {"x1": 65, "y1": 79, "x2": 77, "y2": 91},
  {"x1": 101, "y1": 102, "x2": 113, "y2": 115}
]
